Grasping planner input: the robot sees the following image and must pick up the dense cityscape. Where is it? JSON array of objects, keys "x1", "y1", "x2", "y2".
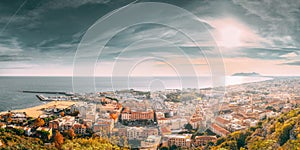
[
  {"x1": 1, "y1": 0, "x2": 300, "y2": 149},
  {"x1": 0, "y1": 77, "x2": 300, "y2": 149}
]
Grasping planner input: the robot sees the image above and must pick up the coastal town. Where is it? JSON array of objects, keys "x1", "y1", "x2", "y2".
[{"x1": 0, "y1": 77, "x2": 300, "y2": 149}]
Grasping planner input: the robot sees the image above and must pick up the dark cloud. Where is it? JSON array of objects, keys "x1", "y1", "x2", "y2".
[
  {"x1": 281, "y1": 61, "x2": 300, "y2": 66},
  {"x1": 232, "y1": 0, "x2": 300, "y2": 47},
  {"x1": 238, "y1": 48, "x2": 295, "y2": 60},
  {"x1": 0, "y1": 54, "x2": 31, "y2": 62},
  {"x1": 0, "y1": 0, "x2": 299, "y2": 75}
]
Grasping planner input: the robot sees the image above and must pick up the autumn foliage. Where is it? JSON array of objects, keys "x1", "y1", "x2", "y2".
[
  {"x1": 68, "y1": 128, "x2": 76, "y2": 139},
  {"x1": 54, "y1": 130, "x2": 64, "y2": 149},
  {"x1": 34, "y1": 118, "x2": 45, "y2": 127},
  {"x1": 110, "y1": 113, "x2": 118, "y2": 121},
  {"x1": 60, "y1": 112, "x2": 65, "y2": 117}
]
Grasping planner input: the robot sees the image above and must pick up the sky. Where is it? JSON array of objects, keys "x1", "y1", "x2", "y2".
[{"x1": 0, "y1": 0, "x2": 300, "y2": 76}]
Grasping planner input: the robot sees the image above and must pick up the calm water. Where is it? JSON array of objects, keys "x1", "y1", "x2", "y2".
[{"x1": 0, "y1": 76, "x2": 272, "y2": 111}]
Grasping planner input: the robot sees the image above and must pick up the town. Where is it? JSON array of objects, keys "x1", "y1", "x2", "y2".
[{"x1": 0, "y1": 77, "x2": 300, "y2": 149}]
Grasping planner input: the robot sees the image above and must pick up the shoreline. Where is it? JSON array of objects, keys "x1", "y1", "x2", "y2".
[
  {"x1": 0, "y1": 76, "x2": 274, "y2": 118},
  {"x1": 0, "y1": 101, "x2": 77, "y2": 118}
]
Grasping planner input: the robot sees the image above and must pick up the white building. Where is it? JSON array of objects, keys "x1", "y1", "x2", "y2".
[
  {"x1": 71, "y1": 102, "x2": 97, "y2": 122},
  {"x1": 140, "y1": 135, "x2": 161, "y2": 150}
]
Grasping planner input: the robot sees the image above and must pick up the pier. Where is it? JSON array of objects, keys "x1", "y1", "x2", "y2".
[{"x1": 20, "y1": 90, "x2": 74, "y2": 96}]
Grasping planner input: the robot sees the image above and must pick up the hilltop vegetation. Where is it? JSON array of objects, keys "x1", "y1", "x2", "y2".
[
  {"x1": 211, "y1": 107, "x2": 300, "y2": 150},
  {"x1": 0, "y1": 128, "x2": 56, "y2": 149},
  {"x1": 0, "y1": 128, "x2": 126, "y2": 150}
]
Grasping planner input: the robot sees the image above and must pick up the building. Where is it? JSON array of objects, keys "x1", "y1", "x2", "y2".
[
  {"x1": 93, "y1": 118, "x2": 114, "y2": 135},
  {"x1": 71, "y1": 102, "x2": 97, "y2": 120},
  {"x1": 214, "y1": 116, "x2": 230, "y2": 129},
  {"x1": 24, "y1": 127, "x2": 32, "y2": 136},
  {"x1": 121, "y1": 108, "x2": 155, "y2": 121},
  {"x1": 131, "y1": 109, "x2": 154, "y2": 121},
  {"x1": 190, "y1": 117, "x2": 204, "y2": 130},
  {"x1": 121, "y1": 107, "x2": 131, "y2": 120},
  {"x1": 209, "y1": 123, "x2": 230, "y2": 137},
  {"x1": 164, "y1": 134, "x2": 192, "y2": 148},
  {"x1": 49, "y1": 116, "x2": 75, "y2": 131},
  {"x1": 0, "y1": 123, "x2": 6, "y2": 128},
  {"x1": 72, "y1": 123, "x2": 87, "y2": 134},
  {"x1": 155, "y1": 111, "x2": 165, "y2": 119},
  {"x1": 193, "y1": 136, "x2": 217, "y2": 146},
  {"x1": 157, "y1": 118, "x2": 171, "y2": 125},
  {"x1": 36, "y1": 127, "x2": 52, "y2": 140},
  {"x1": 118, "y1": 127, "x2": 159, "y2": 140},
  {"x1": 140, "y1": 135, "x2": 161, "y2": 150},
  {"x1": 160, "y1": 126, "x2": 172, "y2": 136},
  {"x1": 170, "y1": 117, "x2": 188, "y2": 130}
]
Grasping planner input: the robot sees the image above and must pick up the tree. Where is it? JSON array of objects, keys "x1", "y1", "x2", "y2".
[
  {"x1": 110, "y1": 113, "x2": 118, "y2": 121},
  {"x1": 54, "y1": 130, "x2": 64, "y2": 149},
  {"x1": 278, "y1": 123, "x2": 294, "y2": 145},
  {"x1": 34, "y1": 118, "x2": 45, "y2": 127},
  {"x1": 39, "y1": 130, "x2": 50, "y2": 141},
  {"x1": 70, "y1": 110, "x2": 79, "y2": 116},
  {"x1": 14, "y1": 128, "x2": 24, "y2": 135},
  {"x1": 170, "y1": 145, "x2": 178, "y2": 150},
  {"x1": 160, "y1": 147, "x2": 169, "y2": 150},
  {"x1": 60, "y1": 112, "x2": 65, "y2": 117},
  {"x1": 7, "y1": 117, "x2": 12, "y2": 122},
  {"x1": 185, "y1": 123, "x2": 193, "y2": 132},
  {"x1": 68, "y1": 128, "x2": 76, "y2": 139}
]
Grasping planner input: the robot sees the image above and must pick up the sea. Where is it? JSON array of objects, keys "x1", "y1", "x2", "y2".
[{"x1": 0, "y1": 76, "x2": 273, "y2": 111}]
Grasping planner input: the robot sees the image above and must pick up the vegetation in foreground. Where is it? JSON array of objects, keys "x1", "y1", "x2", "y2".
[
  {"x1": 0, "y1": 128, "x2": 127, "y2": 150},
  {"x1": 1, "y1": 107, "x2": 300, "y2": 149},
  {"x1": 210, "y1": 107, "x2": 300, "y2": 150}
]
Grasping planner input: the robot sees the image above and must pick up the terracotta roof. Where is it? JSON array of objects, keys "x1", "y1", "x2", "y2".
[
  {"x1": 73, "y1": 123, "x2": 86, "y2": 128},
  {"x1": 161, "y1": 126, "x2": 171, "y2": 134},
  {"x1": 215, "y1": 117, "x2": 230, "y2": 125},
  {"x1": 211, "y1": 123, "x2": 230, "y2": 135},
  {"x1": 190, "y1": 117, "x2": 203, "y2": 123},
  {"x1": 195, "y1": 136, "x2": 217, "y2": 140}
]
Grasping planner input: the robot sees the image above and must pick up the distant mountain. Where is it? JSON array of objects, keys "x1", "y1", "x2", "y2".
[{"x1": 232, "y1": 72, "x2": 261, "y2": 76}]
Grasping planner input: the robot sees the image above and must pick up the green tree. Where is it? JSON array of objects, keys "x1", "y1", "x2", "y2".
[
  {"x1": 170, "y1": 144, "x2": 178, "y2": 150},
  {"x1": 278, "y1": 123, "x2": 294, "y2": 145},
  {"x1": 184, "y1": 123, "x2": 193, "y2": 132}
]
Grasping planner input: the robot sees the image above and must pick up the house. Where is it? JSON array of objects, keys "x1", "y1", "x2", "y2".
[
  {"x1": 190, "y1": 117, "x2": 204, "y2": 130},
  {"x1": 214, "y1": 116, "x2": 230, "y2": 129},
  {"x1": 0, "y1": 122, "x2": 6, "y2": 128},
  {"x1": 117, "y1": 127, "x2": 159, "y2": 140},
  {"x1": 140, "y1": 135, "x2": 161, "y2": 150},
  {"x1": 164, "y1": 134, "x2": 192, "y2": 148},
  {"x1": 193, "y1": 136, "x2": 217, "y2": 146},
  {"x1": 160, "y1": 126, "x2": 172, "y2": 136},
  {"x1": 209, "y1": 123, "x2": 230, "y2": 137},
  {"x1": 49, "y1": 116, "x2": 75, "y2": 131},
  {"x1": 71, "y1": 102, "x2": 97, "y2": 120},
  {"x1": 72, "y1": 123, "x2": 86, "y2": 134},
  {"x1": 36, "y1": 127, "x2": 52, "y2": 140},
  {"x1": 93, "y1": 118, "x2": 114, "y2": 135},
  {"x1": 24, "y1": 127, "x2": 32, "y2": 136}
]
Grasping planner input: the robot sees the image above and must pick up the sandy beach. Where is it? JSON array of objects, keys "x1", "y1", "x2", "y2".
[{"x1": 1, "y1": 101, "x2": 77, "y2": 118}]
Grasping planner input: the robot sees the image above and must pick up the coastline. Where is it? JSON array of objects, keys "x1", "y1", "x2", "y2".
[
  {"x1": 0, "y1": 76, "x2": 274, "y2": 118},
  {"x1": 0, "y1": 101, "x2": 77, "y2": 118}
]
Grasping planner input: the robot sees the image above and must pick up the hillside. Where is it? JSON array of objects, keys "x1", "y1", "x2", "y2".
[
  {"x1": 211, "y1": 107, "x2": 300, "y2": 150},
  {"x1": 232, "y1": 72, "x2": 261, "y2": 76},
  {"x1": 0, "y1": 128, "x2": 126, "y2": 150}
]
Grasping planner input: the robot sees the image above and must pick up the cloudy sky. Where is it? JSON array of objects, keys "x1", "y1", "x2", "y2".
[{"x1": 0, "y1": 0, "x2": 300, "y2": 76}]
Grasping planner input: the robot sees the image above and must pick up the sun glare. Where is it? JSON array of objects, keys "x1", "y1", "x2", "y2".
[{"x1": 220, "y1": 25, "x2": 241, "y2": 48}]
